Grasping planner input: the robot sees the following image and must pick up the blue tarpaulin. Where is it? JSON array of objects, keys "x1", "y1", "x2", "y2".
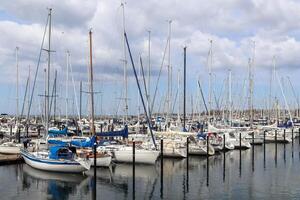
[
  {"x1": 70, "y1": 136, "x2": 96, "y2": 148},
  {"x1": 49, "y1": 146, "x2": 73, "y2": 160},
  {"x1": 96, "y1": 126, "x2": 128, "y2": 138},
  {"x1": 48, "y1": 127, "x2": 68, "y2": 136},
  {"x1": 48, "y1": 140, "x2": 68, "y2": 146}
]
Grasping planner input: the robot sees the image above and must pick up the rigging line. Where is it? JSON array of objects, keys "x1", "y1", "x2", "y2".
[
  {"x1": 140, "y1": 55, "x2": 151, "y2": 117},
  {"x1": 49, "y1": 70, "x2": 57, "y2": 117},
  {"x1": 26, "y1": 13, "x2": 49, "y2": 124},
  {"x1": 197, "y1": 80, "x2": 209, "y2": 114},
  {"x1": 124, "y1": 32, "x2": 157, "y2": 149},
  {"x1": 150, "y1": 37, "x2": 169, "y2": 114},
  {"x1": 20, "y1": 76, "x2": 29, "y2": 118},
  {"x1": 69, "y1": 54, "x2": 80, "y2": 119}
]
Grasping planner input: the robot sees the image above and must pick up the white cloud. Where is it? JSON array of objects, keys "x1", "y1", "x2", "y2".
[{"x1": 1, "y1": 0, "x2": 300, "y2": 114}]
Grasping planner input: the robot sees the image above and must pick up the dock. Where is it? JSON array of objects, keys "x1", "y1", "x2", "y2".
[{"x1": 0, "y1": 154, "x2": 24, "y2": 165}]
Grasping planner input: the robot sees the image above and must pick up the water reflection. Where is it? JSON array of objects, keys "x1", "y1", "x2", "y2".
[
  {"x1": 1, "y1": 139, "x2": 300, "y2": 199},
  {"x1": 22, "y1": 165, "x2": 88, "y2": 200}
]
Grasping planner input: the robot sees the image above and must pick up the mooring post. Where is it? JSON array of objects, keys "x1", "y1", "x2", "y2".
[
  {"x1": 93, "y1": 142, "x2": 97, "y2": 200},
  {"x1": 239, "y1": 133, "x2": 241, "y2": 177},
  {"x1": 223, "y1": 134, "x2": 226, "y2": 151},
  {"x1": 207, "y1": 135, "x2": 209, "y2": 157},
  {"x1": 292, "y1": 128, "x2": 294, "y2": 144},
  {"x1": 239, "y1": 133, "x2": 242, "y2": 149},
  {"x1": 133, "y1": 140, "x2": 135, "y2": 200},
  {"x1": 298, "y1": 128, "x2": 300, "y2": 145},
  {"x1": 206, "y1": 146, "x2": 209, "y2": 186},
  {"x1": 263, "y1": 130, "x2": 266, "y2": 144},
  {"x1": 186, "y1": 137, "x2": 189, "y2": 192},
  {"x1": 275, "y1": 130, "x2": 277, "y2": 166},
  {"x1": 223, "y1": 145, "x2": 226, "y2": 182},
  {"x1": 160, "y1": 139, "x2": 163, "y2": 198},
  {"x1": 252, "y1": 132, "x2": 254, "y2": 172},
  {"x1": 263, "y1": 131, "x2": 266, "y2": 169},
  {"x1": 291, "y1": 128, "x2": 294, "y2": 160},
  {"x1": 186, "y1": 137, "x2": 189, "y2": 158}
]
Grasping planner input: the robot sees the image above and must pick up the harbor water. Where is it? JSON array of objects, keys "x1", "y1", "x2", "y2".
[{"x1": 1, "y1": 139, "x2": 300, "y2": 200}]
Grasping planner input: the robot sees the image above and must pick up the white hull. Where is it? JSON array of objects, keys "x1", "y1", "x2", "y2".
[
  {"x1": 0, "y1": 142, "x2": 23, "y2": 154},
  {"x1": 163, "y1": 147, "x2": 187, "y2": 158},
  {"x1": 114, "y1": 148, "x2": 160, "y2": 164},
  {"x1": 21, "y1": 150, "x2": 89, "y2": 173},
  {"x1": 189, "y1": 144, "x2": 215, "y2": 156},
  {"x1": 0, "y1": 146, "x2": 20, "y2": 154},
  {"x1": 91, "y1": 155, "x2": 112, "y2": 167}
]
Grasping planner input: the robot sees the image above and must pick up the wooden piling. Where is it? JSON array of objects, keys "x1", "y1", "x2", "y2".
[
  {"x1": 133, "y1": 141, "x2": 135, "y2": 200},
  {"x1": 160, "y1": 139, "x2": 163, "y2": 198}
]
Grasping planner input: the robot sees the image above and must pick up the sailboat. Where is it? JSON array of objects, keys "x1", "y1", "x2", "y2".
[{"x1": 21, "y1": 9, "x2": 91, "y2": 173}]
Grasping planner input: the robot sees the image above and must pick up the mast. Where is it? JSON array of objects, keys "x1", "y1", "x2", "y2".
[
  {"x1": 228, "y1": 68, "x2": 232, "y2": 126},
  {"x1": 177, "y1": 69, "x2": 180, "y2": 124},
  {"x1": 15, "y1": 46, "x2": 19, "y2": 126},
  {"x1": 269, "y1": 60, "x2": 273, "y2": 122},
  {"x1": 183, "y1": 47, "x2": 187, "y2": 130},
  {"x1": 208, "y1": 40, "x2": 212, "y2": 121},
  {"x1": 53, "y1": 70, "x2": 57, "y2": 122},
  {"x1": 45, "y1": 8, "x2": 52, "y2": 134},
  {"x1": 79, "y1": 81, "x2": 82, "y2": 120},
  {"x1": 147, "y1": 30, "x2": 151, "y2": 118},
  {"x1": 248, "y1": 58, "x2": 253, "y2": 127},
  {"x1": 121, "y1": 3, "x2": 128, "y2": 124},
  {"x1": 66, "y1": 50, "x2": 70, "y2": 123},
  {"x1": 166, "y1": 20, "x2": 172, "y2": 127},
  {"x1": 89, "y1": 30, "x2": 95, "y2": 136},
  {"x1": 28, "y1": 65, "x2": 31, "y2": 117}
]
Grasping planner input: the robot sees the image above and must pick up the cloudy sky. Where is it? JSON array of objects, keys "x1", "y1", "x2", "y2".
[{"x1": 0, "y1": 0, "x2": 299, "y2": 116}]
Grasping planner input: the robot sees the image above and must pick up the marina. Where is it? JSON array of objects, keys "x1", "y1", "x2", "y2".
[
  {"x1": 1, "y1": 0, "x2": 300, "y2": 199},
  {"x1": 0, "y1": 137, "x2": 300, "y2": 199}
]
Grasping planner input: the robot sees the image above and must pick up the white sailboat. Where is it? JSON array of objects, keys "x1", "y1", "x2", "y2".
[
  {"x1": 109, "y1": 145, "x2": 160, "y2": 164},
  {"x1": 21, "y1": 147, "x2": 90, "y2": 173}
]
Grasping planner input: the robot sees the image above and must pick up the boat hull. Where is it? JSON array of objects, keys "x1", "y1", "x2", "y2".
[
  {"x1": 91, "y1": 155, "x2": 112, "y2": 167},
  {"x1": 21, "y1": 150, "x2": 88, "y2": 173},
  {"x1": 114, "y1": 149, "x2": 160, "y2": 164},
  {"x1": 0, "y1": 146, "x2": 20, "y2": 154}
]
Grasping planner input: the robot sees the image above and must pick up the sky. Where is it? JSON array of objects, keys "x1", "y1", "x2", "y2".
[{"x1": 0, "y1": 0, "x2": 300, "y2": 117}]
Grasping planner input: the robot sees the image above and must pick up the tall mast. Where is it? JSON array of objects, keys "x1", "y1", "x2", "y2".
[
  {"x1": 248, "y1": 58, "x2": 253, "y2": 127},
  {"x1": 147, "y1": 30, "x2": 151, "y2": 118},
  {"x1": 183, "y1": 47, "x2": 187, "y2": 130},
  {"x1": 89, "y1": 30, "x2": 95, "y2": 136},
  {"x1": 228, "y1": 68, "x2": 232, "y2": 126},
  {"x1": 53, "y1": 70, "x2": 57, "y2": 122},
  {"x1": 269, "y1": 60, "x2": 273, "y2": 122},
  {"x1": 208, "y1": 40, "x2": 212, "y2": 121},
  {"x1": 121, "y1": 3, "x2": 128, "y2": 124},
  {"x1": 15, "y1": 46, "x2": 19, "y2": 125},
  {"x1": 28, "y1": 65, "x2": 31, "y2": 116},
  {"x1": 46, "y1": 8, "x2": 52, "y2": 134},
  {"x1": 177, "y1": 69, "x2": 180, "y2": 124},
  {"x1": 167, "y1": 20, "x2": 172, "y2": 127},
  {"x1": 79, "y1": 81, "x2": 82, "y2": 120},
  {"x1": 66, "y1": 50, "x2": 70, "y2": 123}
]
